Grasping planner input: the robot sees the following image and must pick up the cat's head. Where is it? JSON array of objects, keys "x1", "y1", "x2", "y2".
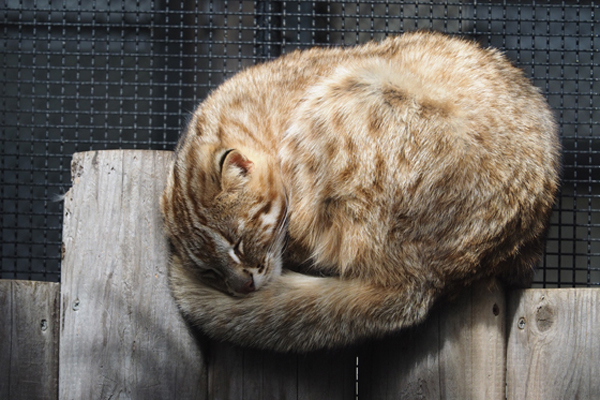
[{"x1": 161, "y1": 136, "x2": 287, "y2": 297}]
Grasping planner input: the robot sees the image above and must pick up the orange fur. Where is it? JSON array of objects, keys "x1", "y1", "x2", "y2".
[{"x1": 160, "y1": 32, "x2": 561, "y2": 352}]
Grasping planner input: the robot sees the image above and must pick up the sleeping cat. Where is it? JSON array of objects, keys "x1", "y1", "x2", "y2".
[{"x1": 160, "y1": 31, "x2": 561, "y2": 352}]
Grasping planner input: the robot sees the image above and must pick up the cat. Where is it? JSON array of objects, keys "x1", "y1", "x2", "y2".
[{"x1": 160, "y1": 31, "x2": 561, "y2": 352}]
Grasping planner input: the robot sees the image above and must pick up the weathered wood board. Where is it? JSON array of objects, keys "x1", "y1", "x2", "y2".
[
  {"x1": 358, "y1": 281, "x2": 507, "y2": 400},
  {"x1": 50, "y1": 149, "x2": 600, "y2": 399},
  {"x1": 60, "y1": 150, "x2": 207, "y2": 399},
  {"x1": 207, "y1": 341, "x2": 357, "y2": 400},
  {"x1": 0, "y1": 280, "x2": 60, "y2": 400},
  {"x1": 507, "y1": 288, "x2": 600, "y2": 399}
]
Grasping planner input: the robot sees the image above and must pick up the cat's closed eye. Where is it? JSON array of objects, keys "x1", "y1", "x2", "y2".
[{"x1": 233, "y1": 238, "x2": 244, "y2": 257}]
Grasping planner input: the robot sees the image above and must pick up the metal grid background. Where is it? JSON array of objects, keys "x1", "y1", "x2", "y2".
[{"x1": 1, "y1": 1, "x2": 598, "y2": 286}]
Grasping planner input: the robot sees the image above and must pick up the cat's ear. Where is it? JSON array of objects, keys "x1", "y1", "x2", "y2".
[{"x1": 220, "y1": 149, "x2": 254, "y2": 189}]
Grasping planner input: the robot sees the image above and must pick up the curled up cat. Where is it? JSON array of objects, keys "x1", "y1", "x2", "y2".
[{"x1": 160, "y1": 31, "x2": 561, "y2": 352}]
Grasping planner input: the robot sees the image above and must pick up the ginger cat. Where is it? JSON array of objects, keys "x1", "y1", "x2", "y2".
[{"x1": 160, "y1": 31, "x2": 561, "y2": 352}]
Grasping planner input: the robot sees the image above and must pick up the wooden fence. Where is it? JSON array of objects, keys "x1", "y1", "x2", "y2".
[{"x1": 1, "y1": 150, "x2": 598, "y2": 400}]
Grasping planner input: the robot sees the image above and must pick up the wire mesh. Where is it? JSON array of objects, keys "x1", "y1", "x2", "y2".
[{"x1": 1, "y1": 1, "x2": 598, "y2": 287}]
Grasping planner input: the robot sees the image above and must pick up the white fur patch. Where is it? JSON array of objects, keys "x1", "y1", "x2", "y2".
[
  {"x1": 253, "y1": 270, "x2": 267, "y2": 289},
  {"x1": 228, "y1": 248, "x2": 241, "y2": 264},
  {"x1": 283, "y1": 272, "x2": 321, "y2": 289},
  {"x1": 260, "y1": 200, "x2": 281, "y2": 231}
]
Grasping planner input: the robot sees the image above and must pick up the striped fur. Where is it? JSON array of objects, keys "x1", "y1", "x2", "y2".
[{"x1": 160, "y1": 31, "x2": 561, "y2": 352}]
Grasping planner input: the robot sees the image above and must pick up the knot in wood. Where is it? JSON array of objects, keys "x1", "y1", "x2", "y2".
[{"x1": 535, "y1": 304, "x2": 555, "y2": 332}]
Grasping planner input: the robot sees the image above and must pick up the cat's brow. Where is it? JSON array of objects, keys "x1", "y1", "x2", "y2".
[{"x1": 193, "y1": 223, "x2": 233, "y2": 247}]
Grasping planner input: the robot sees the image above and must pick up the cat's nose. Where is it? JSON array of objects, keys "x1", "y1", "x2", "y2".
[{"x1": 239, "y1": 277, "x2": 255, "y2": 294}]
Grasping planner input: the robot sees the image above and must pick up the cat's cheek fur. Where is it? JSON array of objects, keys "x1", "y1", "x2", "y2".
[{"x1": 255, "y1": 236, "x2": 285, "y2": 289}]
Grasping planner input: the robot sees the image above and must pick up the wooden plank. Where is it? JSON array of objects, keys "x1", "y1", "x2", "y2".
[
  {"x1": 0, "y1": 280, "x2": 60, "y2": 400},
  {"x1": 507, "y1": 288, "x2": 600, "y2": 399},
  {"x1": 358, "y1": 281, "x2": 506, "y2": 400},
  {"x1": 241, "y1": 348, "x2": 298, "y2": 400},
  {"x1": 297, "y1": 350, "x2": 357, "y2": 400},
  {"x1": 208, "y1": 343, "x2": 297, "y2": 400},
  {"x1": 207, "y1": 343, "x2": 245, "y2": 400},
  {"x1": 207, "y1": 341, "x2": 356, "y2": 400},
  {"x1": 60, "y1": 150, "x2": 207, "y2": 399}
]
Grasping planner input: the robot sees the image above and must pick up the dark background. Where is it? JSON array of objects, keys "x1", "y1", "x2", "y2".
[{"x1": 1, "y1": 1, "x2": 598, "y2": 287}]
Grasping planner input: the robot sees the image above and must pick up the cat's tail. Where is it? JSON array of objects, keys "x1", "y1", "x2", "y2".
[{"x1": 169, "y1": 266, "x2": 438, "y2": 352}]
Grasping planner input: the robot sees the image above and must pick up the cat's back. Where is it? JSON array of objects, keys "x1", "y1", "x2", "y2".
[
  {"x1": 277, "y1": 32, "x2": 560, "y2": 279},
  {"x1": 200, "y1": 31, "x2": 554, "y2": 154}
]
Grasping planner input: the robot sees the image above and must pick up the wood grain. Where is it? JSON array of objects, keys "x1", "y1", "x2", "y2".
[
  {"x1": 507, "y1": 288, "x2": 600, "y2": 399},
  {"x1": 52, "y1": 148, "x2": 600, "y2": 399},
  {"x1": 207, "y1": 341, "x2": 356, "y2": 400},
  {"x1": 358, "y1": 281, "x2": 506, "y2": 400},
  {"x1": 297, "y1": 349, "x2": 357, "y2": 400},
  {"x1": 0, "y1": 280, "x2": 60, "y2": 400},
  {"x1": 60, "y1": 150, "x2": 207, "y2": 400}
]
